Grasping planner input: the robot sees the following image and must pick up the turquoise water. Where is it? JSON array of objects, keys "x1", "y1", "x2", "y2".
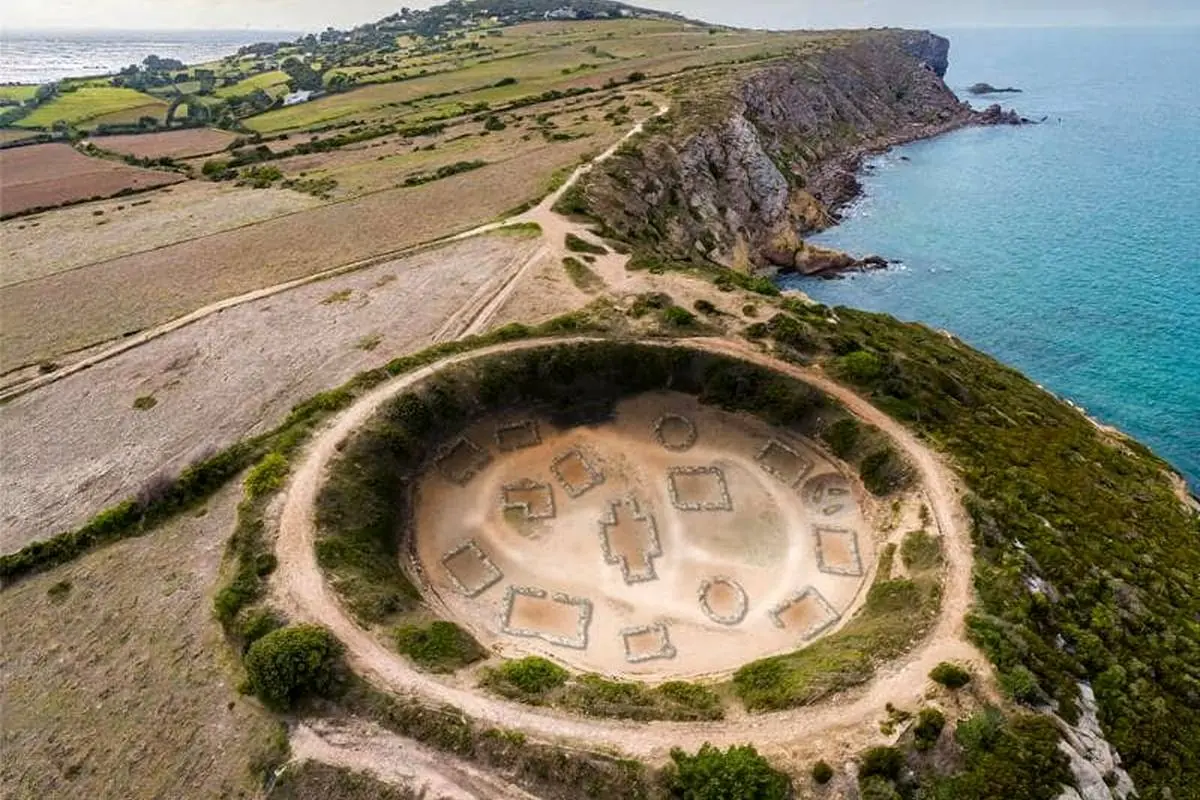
[{"x1": 783, "y1": 27, "x2": 1200, "y2": 489}]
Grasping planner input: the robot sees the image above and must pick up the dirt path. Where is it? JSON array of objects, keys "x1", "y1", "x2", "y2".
[
  {"x1": 0, "y1": 102, "x2": 666, "y2": 404},
  {"x1": 272, "y1": 335, "x2": 988, "y2": 762},
  {"x1": 288, "y1": 719, "x2": 539, "y2": 800}
]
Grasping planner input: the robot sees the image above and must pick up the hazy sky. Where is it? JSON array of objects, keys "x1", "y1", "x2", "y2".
[{"x1": 5, "y1": 0, "x2": 1199, "y2": 32}]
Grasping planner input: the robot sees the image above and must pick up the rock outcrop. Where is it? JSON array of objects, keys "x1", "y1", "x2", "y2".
[
  {"x1": 1055, "y1": 684, "x2": 1137, "y2": 800},
  {"x1": 969, "y1": 82, "x2": 1022, "y2": 94},
  {"x1": 578, "y1": 30, "x2": 1026, "y2": 274}
]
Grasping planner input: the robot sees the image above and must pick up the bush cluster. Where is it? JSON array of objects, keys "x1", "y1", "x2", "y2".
[
  {"x1": 394, "y1": 621, "x2": 486, "y2": 673},
  {"x1": 667, "y1": 744, "x2": 790, "y2": 800},
  {"x1": 243, "y1": 624, "x2": 343, "y2": 710}
]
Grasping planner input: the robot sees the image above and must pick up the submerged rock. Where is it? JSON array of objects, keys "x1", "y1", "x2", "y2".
[{"x1": 969, "y1": 82, "x2": 1023, "y2": 95}]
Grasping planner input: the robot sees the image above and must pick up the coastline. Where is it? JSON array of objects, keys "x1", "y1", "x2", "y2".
[{"x1": 787, "y1": 103, "x2": 1026, "y2": 277}]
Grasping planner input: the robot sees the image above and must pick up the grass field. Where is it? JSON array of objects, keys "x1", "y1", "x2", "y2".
[
  {"x1": 0, "y1": 85, "x2": 38, "y2": 103},
  {"x1": 0, "y1": 482, "x2": 281, "y2": 797},
  {"x1": 214, "y1": 69, "x2": 290, "y2": 98},
  {"x1": 15, "y1": 87, "x2": 166, "y2": 129},
  {"x1": 244, "y1": 22, "x2": 814, "y2": 134}
]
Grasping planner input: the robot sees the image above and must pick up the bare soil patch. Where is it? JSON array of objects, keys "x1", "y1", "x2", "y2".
[
  {"x1": 413, "y1": 393, "x2": 876, "y2": 680},
  {"x1": 0, "y1": 143, "x2": 184, "y2": 218},
  {"x1": 0, "y1": 482, "x2": 279, "y2": 798},
  {"x1": 89, "y1": 127, "x2": 237, "y2": 159},
  {"x1": 0, "y1": 232, "x2": 538, "y2": 553}
]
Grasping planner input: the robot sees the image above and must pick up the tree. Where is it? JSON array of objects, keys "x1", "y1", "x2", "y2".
[
  {"x1": 243, "y1": 624, "x2": 343, "y2": 710},
  {"x1": 667, "y1": 743, "x2": 791, "y2": 800}
]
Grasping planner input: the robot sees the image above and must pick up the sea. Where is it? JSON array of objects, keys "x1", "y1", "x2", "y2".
[
  {"x1": 0, "y1": 29, "x2": 301, "y2": 85},
  {"x1": 782, "y1": 27, "x2": 1200, "y2": 490}
]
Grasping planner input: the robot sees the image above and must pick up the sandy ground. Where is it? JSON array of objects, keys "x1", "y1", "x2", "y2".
[
  {"x1": 272, "y1": 335, "x2": 989, "y2": 763},
  {"x1": 1, "y1": 181, "x2": 320, "y2": 287},
  {"x1": 0, "y1": 233, "x2": 540, "y2": 553},
  {"x1": 0, "y1": 481, "x2": 278, "y2": 798},
  {"x1": 289, "y1": 719, "x2": 539, "y2": 800},
  {"x1": 414, "y1": 392, "x2": 873, "y2": 679}
]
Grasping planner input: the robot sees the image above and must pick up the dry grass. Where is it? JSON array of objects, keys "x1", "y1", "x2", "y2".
[
  {"x1": 1, "y1": 182, "x2": 319, "y2": 287},
  {"x1": 0, "y1": 129, "x2": 609, "y2": 370},
  {"x1": 1, "y1": 233, "x2": 537, "y2": 549},
  {"x1": 0, "y1": 143, "x2": 184, "y2": 218},
  {"x1": 90, "y1": 127, "x2": 238, "y2": 159},
  {"x1": 0, "y1": 482, "x2": 280, "y2": 798}
]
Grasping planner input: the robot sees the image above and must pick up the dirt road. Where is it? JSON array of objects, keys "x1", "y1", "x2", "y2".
[
  {"x1": 289, "y1": 719, "x2": 539, "y2": 800},
  {"x1": 272, "y1": 336, "x2": 988, "y2": 762}
]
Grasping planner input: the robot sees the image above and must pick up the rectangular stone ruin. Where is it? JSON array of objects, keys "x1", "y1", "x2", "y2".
[
  {"x1": 814, "y1": 526, "x2": 864, "y2": 577},
  {"x1": 551, "y1": 448, "x2": 605, "y2": 498},
  {"x1": 621, "y1": 623, "x2": 677, "y2": 663},
  {"x1": 502, "y1": 479, "x2": 556, "y2": 520},
  {"x1": 598, "y1": 496, "x2": 662, "y2": 584},
  {"x1": 441, "y1": 540, "x2": 504, "y2": 597},
  {"x1": 755, "y1": 439, "x2": 814, "y2": 488},
  {"x1": 768, "y1": 587, "x2": 839, "y2": 640},
  {"x1": 667, "y1": 466, "x2": 733, "y2": 512},
  {"x1": 434, "y1": 436, "x2": 492, "y2": 486},
  {"x1": 495, "y1": 420, "x2": 541, "y2": 451},
  {"x1": 501, "y1": 587, "x2": 593, "y2": 649}
]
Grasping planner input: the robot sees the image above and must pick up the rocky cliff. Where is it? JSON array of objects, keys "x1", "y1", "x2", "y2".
[{"x1": 577, "y1": 31, "x2": 1015, "y2": 274}]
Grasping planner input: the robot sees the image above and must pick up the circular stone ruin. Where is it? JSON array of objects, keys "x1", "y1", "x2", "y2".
[{"x1": 328, "y1": 342, "x2": 885, "y2": 680}]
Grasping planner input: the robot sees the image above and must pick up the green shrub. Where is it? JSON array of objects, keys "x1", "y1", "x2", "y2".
[
  {"x1": 900, "y1": 529, "x2": 942, "y2": 571},
  {"x1": 913, "y1": 707, "x2": 946, "y2": 751},
  {"x1": 811, "y1": 759, "x2": 834, "y2": 784},
  {"x1": 662, "y1": 305, "x2": 697, "y2": 327},
  {"x1": 859, "y1": 447, "x2": 911, "y2": 495},
  {"x1": 929, "y1": 662, "x2": 972, "y2": 690},
  {"x1": 666, "y1": 743, "x2": 790, "y2": 800},
  {"x1": 823, "y1": 417, "x2": 861, "y2": 459},
  {"x1": 837, "y1": 350, "x2": 885, "y2": 382},
  {"x1": 694, "y1": 299, "x2": 718, "y2": 315},
  {"x1": 564, "y1": 232, "x2": 607, "y2": 255},
  {"x1": 243, "y1": 624, "x2": 343, "y2": 710},
  {"x1": 552, "y1": 182, "x2": 590, "y2": 217},
  {"x1": 858, "y1": 746, "x2": 904, "y2": 781},
  {"x1": 47, "y1": 579, "x2": 71, "y2": 600},
  {"x1": 999, "y1": 665, "x2": 1043, "y2": 704},
  {"x1": 562, "y1": 256, "x2": 603, "y2": 292},
  {"x1": 132, "y1": 394, "x2": 157, "y2": 410},
  {"x1": 859, "y1": 776, "x2": 902, "y2": 800},
  {"x1": 236, "y1": 607, "x2": 284, "y2": 651},
  {"x1": 483, "y1": 114, "x2": 506, "y2": 131},
  {"x1": 937, "y1": 711, "x2": 1070, "y2": 800},
  {"x1": 244, "y1": 452, "x2": 288, "y2": 499},
  {"x1": 483, "y1": 656, "x2": 568, "y2": 700},
  {"x1": 394, "y1": 621, "x2": 486, "y2": 673}
]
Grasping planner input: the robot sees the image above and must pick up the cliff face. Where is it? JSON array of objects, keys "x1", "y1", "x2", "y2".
[{"x1": 579, "y1": 31, "x2": 983, "y2": 273}]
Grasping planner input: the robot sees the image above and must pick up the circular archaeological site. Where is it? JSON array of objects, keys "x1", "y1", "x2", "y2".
[{"x1": 305, "y1": 339, "x2": 941, "y2": 695}]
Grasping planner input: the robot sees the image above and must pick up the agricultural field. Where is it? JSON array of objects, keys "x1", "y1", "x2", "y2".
[
  {"x1": 213, "y1": 69, "x2": 290, "y2": 98},
  {"x1": 0, "y1": 131, "x2": 594, "y2": 369},
  {"x1": 0, "y1": 143, "x2": 184, "y2": 218},
  {"x1": 0, "y1": 84, "x2": 38, "y2": 103},
  {"x1": 14, "y1": 86, "x2": 166, "y2": 129},
  {"x1": 0, "y1": 128, "x2": 41, "y2": 145},
  {"x1": 88, "y1": 127, "x2": 238, "y2": 159},
  {"x1": 1, "y1": 181, "x2": 319, "y2": 287}
]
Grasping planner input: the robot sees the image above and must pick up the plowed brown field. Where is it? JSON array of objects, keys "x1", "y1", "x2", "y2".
[{"x1": 0, "y1": 143, "x2": 184, "y2": 217}]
